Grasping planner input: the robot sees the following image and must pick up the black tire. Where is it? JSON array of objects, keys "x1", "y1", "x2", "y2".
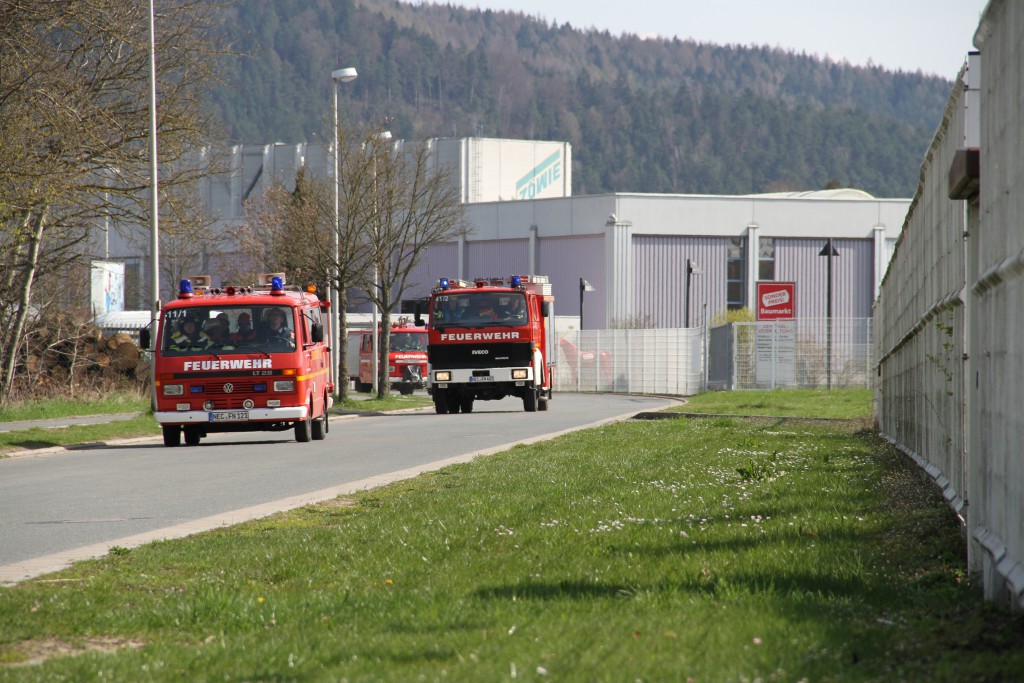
[
  {"x1": 460, "y1": 397, "x2": 474, "y2": 413},
  {"x1": 295, "y1": 405, "x2": 312, "y2": 442},
  {"x1": 449, "y1": 400, "x2": 461, "y2": 414},
  {"x1": 538, "y1": 394, "x2": 549, "y2": 411},
  {"x1": 434, "y1": 390, "x2": 449, "y2": 414},
  {"x1": 162, "y1": 426, "x2": 181, "y2": 447},
  {"x1": 184, "y1": 426, "x2": 201, "y2": 446},
  {"x1": 312, "y1": 397, "x2": 327, "y2": 440},
  {"x1": 523, "y1": 387, "x2": 537, "y2": 412},
  {"x1": 399, "y1": 386, "x2": 413, "y2": 395}
]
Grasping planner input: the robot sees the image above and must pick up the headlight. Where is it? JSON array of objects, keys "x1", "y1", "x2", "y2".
[
  {"x1": 512, "y1": 369, "x2": 529, "y2": 380},
  {"x1": 434, "y1": 371, "x2": 451, "y2": 382},
  {"x1": 163, "y1": 384, "x2": 184, "y2": 396},
  {"x1": 273, "y1": 380, "x2": 295, "y2": 392}
]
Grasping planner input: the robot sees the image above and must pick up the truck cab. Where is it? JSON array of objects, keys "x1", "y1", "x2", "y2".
[{"x1": 422, "y1": 275, "x2": 554, "y2": 413}]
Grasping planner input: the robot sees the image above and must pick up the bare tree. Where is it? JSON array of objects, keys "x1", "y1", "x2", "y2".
[
  {"x1": 0, "y1": 0, "x2": 222, "y2": 403},
  {"x1": 362, "y1": 125, "x2": 470, "y2": 397}
]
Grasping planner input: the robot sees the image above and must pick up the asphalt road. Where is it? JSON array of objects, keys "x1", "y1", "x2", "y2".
[{"x1": 0, "y1": 393, "x2": 674, "y2": 584}]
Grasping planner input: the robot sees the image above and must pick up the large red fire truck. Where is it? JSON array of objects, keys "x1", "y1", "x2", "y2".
[
  {"x1": 141, "y1": 274, "x2": 333, "y2": 447},
  {"x1": 417, "y1": 275, "x2": 555, "y2": 413},
  {"x1": 347, "y1": 320, "x2": 428, "y2": 394}
]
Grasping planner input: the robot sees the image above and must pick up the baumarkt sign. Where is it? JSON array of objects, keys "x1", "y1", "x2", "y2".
[{"x1": 756, "y1": 281, "x2": 796, "y2": 320}]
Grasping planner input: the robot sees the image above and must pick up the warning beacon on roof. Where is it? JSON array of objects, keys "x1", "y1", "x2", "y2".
[{"x1": 756, "y1": 282, "x2": 796, "y2": 321}]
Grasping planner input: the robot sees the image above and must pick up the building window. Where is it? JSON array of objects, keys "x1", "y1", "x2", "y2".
[
  {"x1": 727, "y1": 237, "x2": 746, "y2": 310},
  {"x1": 758, "y1": 238, "x2": 775, "y2": 281}
]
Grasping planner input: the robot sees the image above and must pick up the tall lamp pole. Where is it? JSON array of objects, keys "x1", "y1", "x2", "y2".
[
  {"x1": 370, "y1": 130, "x2": 392, "y2": 396},
  {"x1": 331, "y1": 67, "x2": 357, "y2": 397},
  {"x1": 819, "y1": 239, "x2": 839, "y2": 389},
  {"x1": 147, "y1": 0, "x2": 160, "y2": 410}
]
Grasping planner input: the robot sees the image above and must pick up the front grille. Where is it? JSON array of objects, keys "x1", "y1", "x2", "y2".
[
  {"x1": 429, "y1": 342, "x2": 531, "y2": 369},
  {"x1": 190, "y1": 381, "x2": 265, "y2": 410}
]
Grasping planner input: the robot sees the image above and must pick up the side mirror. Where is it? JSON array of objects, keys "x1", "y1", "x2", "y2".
[
  {"x1": 414, "y1": 301, "x2": 424, "y2": 327},
  {"x1": 139, "y1": 328, "x2": 151, "y2": 350},
  {"x1": 541, "y1": 301, "x2": 551, "y2": 317},
  {"x1": 311, "y1": 322, "x2": 324, "y2": 343}
]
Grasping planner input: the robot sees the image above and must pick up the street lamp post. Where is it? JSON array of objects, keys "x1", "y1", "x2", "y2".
[
  {"x1": 818, "y1": 239, "x2": 840, "y2": 389},
  {"x1": 370, "y1": 130, "x2": 392, "y2": 395},
  {"x1": 331, "y1": 67, "x2": 357, "y2": 396},
  {"x1": 147, "y1": 0, "x2": 160, "y2": 411}
]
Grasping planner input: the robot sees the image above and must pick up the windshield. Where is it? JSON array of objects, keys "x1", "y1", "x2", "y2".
[
  {"x1": 390, "y1": 331, "x2": 427, "y2": 352},
  {"x1": 161, "y1": 305, "x2": 297, "y2": 355},
  {"x1": 431, "y1": 292, "x2": 528, "y2": 327}
]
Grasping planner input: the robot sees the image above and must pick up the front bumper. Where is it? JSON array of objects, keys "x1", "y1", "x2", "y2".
[{"x1": 154, "y1": 406, "x2": 308, "y2": 424}]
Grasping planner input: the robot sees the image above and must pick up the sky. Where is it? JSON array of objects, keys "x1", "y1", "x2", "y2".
[{"x1": 419, "y1": 0, "x2": 990, "y2": 78}]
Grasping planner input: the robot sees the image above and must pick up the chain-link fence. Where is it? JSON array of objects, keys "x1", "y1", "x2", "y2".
[
  {"x1": 709, "y1": 318, "x2": 874, "y2": 390},
  {"x1": 554, "y1": 327, "x2": 706, "y2": 395}
]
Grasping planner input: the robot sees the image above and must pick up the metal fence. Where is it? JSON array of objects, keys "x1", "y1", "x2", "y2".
[
  {"x1": 712, "y1": 318, "x2": 875, "y2": 391},
  {"x1": 555, "y1": 327, "x2": 705, "y2": 396}
]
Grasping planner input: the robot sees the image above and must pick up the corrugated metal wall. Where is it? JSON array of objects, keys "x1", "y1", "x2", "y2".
[
  {"x1": 633, "y1": 236, "x2": 724, "y2": 327},
  {"x1": 537, "y1": 235, "x2": 605, "y2": 326},
  {"x1": 405, "y1": 242, "x2": 458, "y2": 301},
  {"x1": 467, "y1": 239, "x2": 529, "y2": 280},
  {"x1": 776, "y1": 239, "x2": 875, "y2": 320}
]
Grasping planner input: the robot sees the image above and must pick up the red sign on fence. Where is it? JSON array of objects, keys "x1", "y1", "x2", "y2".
[{"x1": 756, "y1": 281, "x2": 796, "y2": 320}]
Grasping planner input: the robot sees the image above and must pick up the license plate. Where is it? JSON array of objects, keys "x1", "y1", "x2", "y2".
[
  {"x1": 468, "y1": 376, "x2": 494, "y2": 383},
  {"x1": 210, "y1": 411, "x2": 249, "y2": 422}
]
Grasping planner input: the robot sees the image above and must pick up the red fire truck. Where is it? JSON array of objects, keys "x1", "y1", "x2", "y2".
[
  {"x1": 347, "y1": 321, "x2": 428, "y2": 394},
  {"x1": 141, "y1": 274, "x2": 333, "y2": 447},
  {"x1": 418, "y1": 275, "x2": 555, "y2": 413}
]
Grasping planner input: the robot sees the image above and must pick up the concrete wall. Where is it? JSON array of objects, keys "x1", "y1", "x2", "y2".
[{"x1": 876, "y1": 0, "x2": 1024, "y2": 609}]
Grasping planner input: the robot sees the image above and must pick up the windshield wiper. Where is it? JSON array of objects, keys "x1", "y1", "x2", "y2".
[{"x1": 229, "y1": 343, "x2": 271, "y2": 359}]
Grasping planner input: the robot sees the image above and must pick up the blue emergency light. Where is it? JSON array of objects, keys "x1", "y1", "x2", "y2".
[
  {"x1": 511, "y1": 275, "x2": 522, "y2": 287},
  {"x1": 271, "y1": 276, "x2": 285, "y2": 296},
  {"x1": 178, "y1": 279, "x2": 194, "y2": 298},
  {"x1": 439, "y1": 277, "x2": 450, "y2": 290}
]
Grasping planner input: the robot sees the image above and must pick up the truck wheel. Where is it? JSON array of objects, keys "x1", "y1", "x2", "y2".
[
  {"x1": 538, "y1": 394, "x2": 549, "y2": 411},
  {"x1": 449, "y1": 400, "x2": 462, "y2": 414},
  {"x1": 460, "y1": 397, "x2": 474, "y2": 413},
  {"x1": 295, "y1": 407, "x2": 312, "y2": 442},
  {"x1": 434, "y1": 391, "x2": 449, "y2": 414},
  {"x1": 399, "y1": 386, "x2": 413, "y2": 395},
  {"x1": 312, "y1": 397, "x2": 327, "y2": 440},
  {"x1": 523, "y1": 388, "x2": 537, "y2": 412},
  {"x1": 162, "y1": 426, "x2": 181, "y2": 447},
  {"x1": 184, "y1": 426, "x2": 201, "y2": 446}
]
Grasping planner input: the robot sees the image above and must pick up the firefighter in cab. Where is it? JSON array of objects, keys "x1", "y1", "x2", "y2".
[
  {"x1": 170, "y1": 315, "x2": 211, "y2": 351},
  {"x1": 229, "y1": 312, "x2": 258, "y2": 344},
  {"x1": 207, "y1": 313, "x2": 232, "y2": 347},
  {"x1": 261, "y1": 308, "x2": 295, "y2": 349}
]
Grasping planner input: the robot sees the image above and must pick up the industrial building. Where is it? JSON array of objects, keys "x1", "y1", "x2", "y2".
[{"x1": 92, "y1": 136, "x2": 909, "y2": 335}]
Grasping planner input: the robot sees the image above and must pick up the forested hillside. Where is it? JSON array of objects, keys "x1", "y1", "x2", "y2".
[{"x1": 208, "y1": 0, "x2": 956, "y2": 197}]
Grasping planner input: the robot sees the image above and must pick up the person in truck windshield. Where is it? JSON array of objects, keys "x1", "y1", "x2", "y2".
[
  {"x1": 168, "y1": 315, "x2": 211, "y2": 352},
  {"x1": 260, "y1": 307, "x2": 295, "y2": 349},
  {"x1": 500, "y1": 294, "x2": 527, "y2": 323},
  {"x1": 391, "y1": 332, "x2": 427, "y2": 352}
]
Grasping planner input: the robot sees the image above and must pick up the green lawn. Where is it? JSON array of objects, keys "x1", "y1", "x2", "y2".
[
  {"x1": 672, "y1": 388, "x2": 874, "y2": 420},
  {"x1": 2, "y1": 389, "x2": 1021, "y2": 680}
]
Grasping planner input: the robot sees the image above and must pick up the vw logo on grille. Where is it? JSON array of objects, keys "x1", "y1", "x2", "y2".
[{"x1": 223, "y1": 383, "x2": 234, "y2": 393}]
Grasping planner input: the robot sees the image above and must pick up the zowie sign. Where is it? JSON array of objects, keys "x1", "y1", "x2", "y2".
[{"x1": 756, "y1": 281, "x2": 796, "y2": 320}]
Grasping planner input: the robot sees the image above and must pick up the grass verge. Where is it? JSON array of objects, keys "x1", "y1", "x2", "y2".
[
  {"x1": 2, "y1": 403, "x2": 1022, "y2": 679},
  {"x1": 0, "y1": 392, "x2": 149, "y2": 422},
  {"x1": 671, "y1": 388, "x2": 874, "y2": 420}
]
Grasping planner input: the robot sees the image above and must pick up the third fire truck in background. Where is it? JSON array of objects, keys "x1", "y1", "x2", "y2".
[
  {"x1": 418, "y1": 275, "x2": 555, "y2": 413},
  {"x1": 347, "y1": 320, "x2": 428, "y2": 394}
]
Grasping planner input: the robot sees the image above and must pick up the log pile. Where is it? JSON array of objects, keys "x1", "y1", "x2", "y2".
[{"x1": 19, "y1": 323, "x2": 150, "y2": 393}]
